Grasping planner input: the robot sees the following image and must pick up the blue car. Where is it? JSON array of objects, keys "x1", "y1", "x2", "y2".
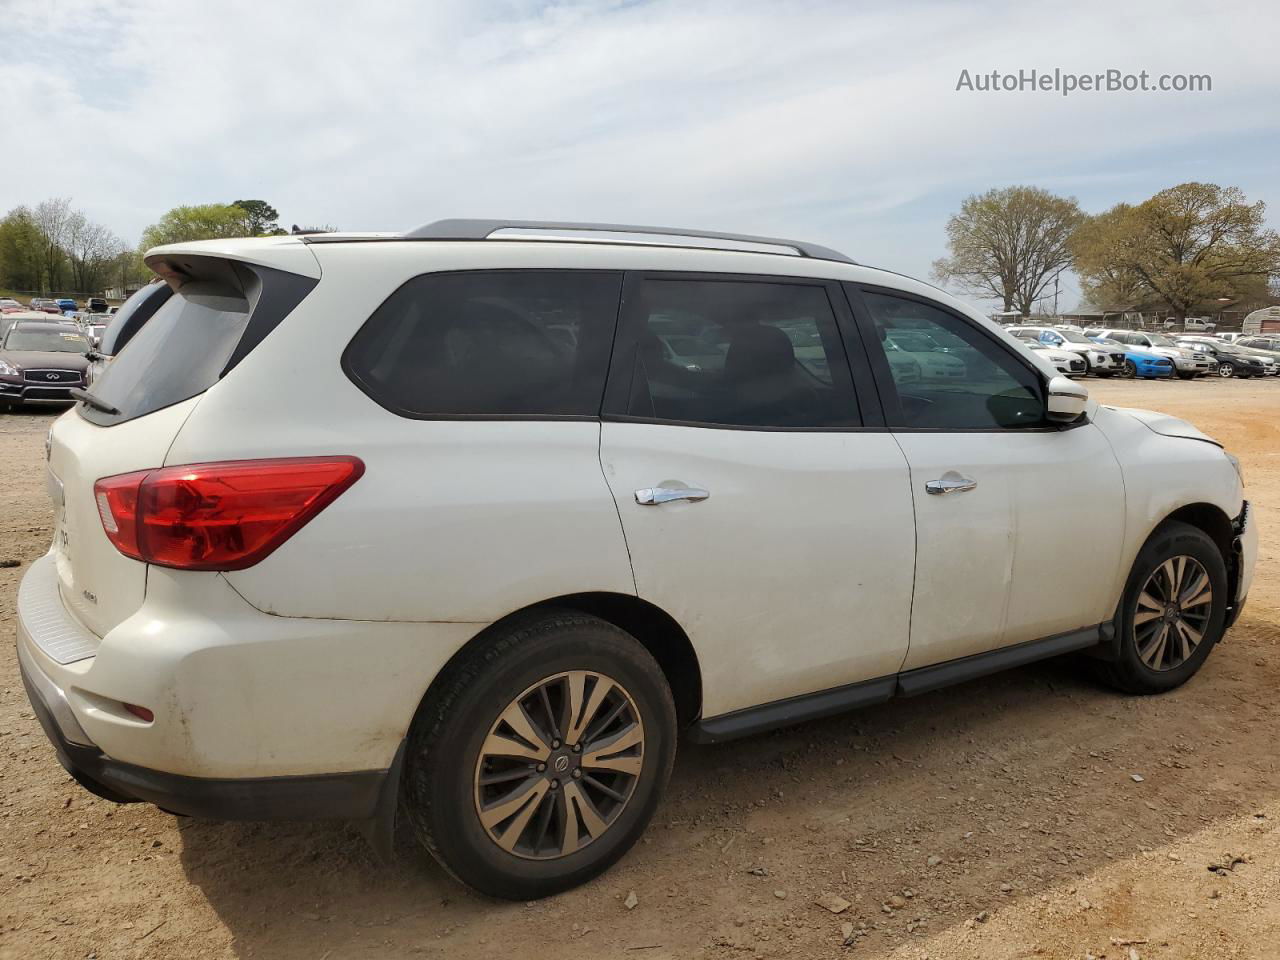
[
  {"x1": 55, "y1": 298, "x2": 77, "y2": 313},
  {"x1": 1090, "y1": 337, "x2": 1174, "y2": 379}
]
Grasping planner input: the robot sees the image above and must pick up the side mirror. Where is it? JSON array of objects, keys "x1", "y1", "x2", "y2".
[{"x1": 1046, "y1": 375, "x2": 1089, "y2": 424}]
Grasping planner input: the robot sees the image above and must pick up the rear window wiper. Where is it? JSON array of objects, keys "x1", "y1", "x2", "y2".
[{"x1": 70, "y1": 387, "x2": 121, "y2": 415}]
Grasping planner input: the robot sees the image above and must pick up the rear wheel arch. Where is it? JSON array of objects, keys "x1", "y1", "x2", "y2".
[{"x1": 415, "y1": 593, "x2": 703, "y2": 732}]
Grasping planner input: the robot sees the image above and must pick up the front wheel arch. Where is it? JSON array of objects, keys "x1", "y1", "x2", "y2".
[{"x1": 1098, "y1": 503, "x2": 1236, "y2": 657}]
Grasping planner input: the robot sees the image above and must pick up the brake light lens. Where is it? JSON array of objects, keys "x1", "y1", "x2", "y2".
[{"x1": 93, "y1": 457, "x2": 364, "y2": 571}]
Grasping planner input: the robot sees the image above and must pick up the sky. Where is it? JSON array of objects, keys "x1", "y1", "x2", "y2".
[{"x1": 1, "y1": 0, "x2": 1277, "y2": 312}]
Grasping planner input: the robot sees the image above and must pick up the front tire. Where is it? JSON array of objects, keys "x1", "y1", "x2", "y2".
[
  {"x1": 1119, "y1": 360, "x2": 1137, "y2": 379},
  {"x1": 1218, "y1": 362, "x2": 1235, "y2": 378},
  {"x1": 403, "y1": 610, "x2": 677, "y2": 899},
  {"x1": 1095, "y1": 521, "x2": 1228, "y2": 695}
]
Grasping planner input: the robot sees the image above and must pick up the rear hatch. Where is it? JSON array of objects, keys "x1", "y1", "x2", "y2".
[{"x1": 46, "y1": 246, "x2": 318, "y2": 640}]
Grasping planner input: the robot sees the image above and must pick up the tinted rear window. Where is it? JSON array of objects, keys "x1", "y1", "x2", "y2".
[
  {"x1": 81, "y1": 282, "x2": 250, "y2": 426},
  {"x1": 343, "y1": 270, "x2": 623, "y2": 418}
]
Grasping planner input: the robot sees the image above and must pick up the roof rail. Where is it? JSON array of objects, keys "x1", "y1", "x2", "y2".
[{"x1": 398, "y1": 219, "x2": 856, "y2": 264}]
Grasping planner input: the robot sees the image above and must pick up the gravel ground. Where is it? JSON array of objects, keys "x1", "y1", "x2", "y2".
[{"x1": 3, "y1": 378, "x2": 1280, "y2": 960}]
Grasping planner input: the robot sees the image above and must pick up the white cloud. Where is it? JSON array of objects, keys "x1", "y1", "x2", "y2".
[{"x1": 1, "y1": 0, "x2": 1277, "y2": 309}]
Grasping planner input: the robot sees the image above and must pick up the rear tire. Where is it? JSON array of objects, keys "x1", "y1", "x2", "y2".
[
  {"x1": 1094, "y1": 521, "x2": 1228, "y2": 695},
  {"x1": 403, "y1": 610, "x2": 677, "y2": 899}
]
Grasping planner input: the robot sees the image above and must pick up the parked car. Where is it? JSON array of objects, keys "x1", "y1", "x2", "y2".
[
  {"x1": 0, "y1": 319, "x2": 90, "y2": 409},
  {"x1": 656, "y1": 333, "x2": 727, "y2": 372},
  {"x1": 1177, "y1": 335, "x2": 1280, "y2": 376},
  {"x1": 86, "y1": 297, "x2": 109, "y2": 314},
  {"x1": 1235, "y1": 335, "x2": 1280, "y2": 355},
  {"x1": 0, "y1": 297, "x2": 22, "y2": 310},
  {"x1": 18, "y1": 220, "x2": 1256, "y2": 900},
  {"x1": 1007, "y1": 325, "x2": 1123, "y2": 376},
  {"x1": 29, "y1": 298, "x2": 63, "y2": 315},
  {"x1": 1084, "y1": 329, "x2": 1217, "y2": 380},
  {"x1": 883, "y1": 329, "x2": 968, "y2": 379},
  {"x1": 1089, "y1": 337, "x2": 1174, "y2": 379},
  {"x1": 1025, "y1": 342, "x2": 1086, "y2": 377},
  {"x1": 0, "y1": 309, "x2": 51, "y2": 343},
  {"x1": 1216, "y1": 332, "x2": 1247, "y2": 344},
  {"x1": 56, "y1": 298, "x2": 78, "y2": 313},
  {"x1": 1174, "y1": 337, "x2": 1274, "y2": 378}
]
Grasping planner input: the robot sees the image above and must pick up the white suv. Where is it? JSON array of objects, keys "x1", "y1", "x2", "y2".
[
  {"x1": 17, "y1": 220, "x2": 1257, "y2": 899},
  {"x1": 1007, "y1": 325, "x2": 1124, "y2": 376}
]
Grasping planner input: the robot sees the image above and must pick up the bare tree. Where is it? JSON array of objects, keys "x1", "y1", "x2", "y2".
[
  {"x1": 65, "y1": 212, "x2": 124, "y2": 292},
  {"x1": 32, "y1": 197, "x2": 74, "y2": 291}
]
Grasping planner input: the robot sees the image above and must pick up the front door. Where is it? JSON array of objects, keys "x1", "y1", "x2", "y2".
[
  {"x1": 599, "y1": 274, "x2": 917, "y2": 719},
  {"x1": 851, "y1": 286, "x2": 1125, "y2": 670}
]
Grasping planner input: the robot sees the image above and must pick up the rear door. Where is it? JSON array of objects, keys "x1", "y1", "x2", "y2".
[
  {"x1": 598, "y1": 273, "x2": 915, "y2": 720},
  {"x1": 47, "y1": 254, "x2": 317, "y2": 639}
]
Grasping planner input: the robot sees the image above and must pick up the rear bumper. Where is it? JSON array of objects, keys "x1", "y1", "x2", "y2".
[
  {"x1": 18, "y1": 631, "x2": 394, "y2": 820},
  {"x1": 14, "y1": 551, "x2": 476, "y2": 822}
]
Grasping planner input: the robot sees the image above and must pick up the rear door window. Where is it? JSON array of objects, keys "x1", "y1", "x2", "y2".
[
  {"x1": 342, "y1": 270, "x2": 623, "y2": 418},
  {"x1": 603, "y1": 276, "x2": 860, "y2": 428}
]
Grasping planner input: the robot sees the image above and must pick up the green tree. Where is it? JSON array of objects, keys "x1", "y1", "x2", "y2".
[
  {"x1": 932, "y1": 186, "x2": 1084, "y2": 316},
  {"x1": 0, "y1": 206, "x2": 46, "y2": 290},
  {"x1": 140, "y1": 203, "x2": 250, "y2": 250},
  {"x1": 1069, "y1": 205, "x2": 1147, "y2": 309},
  {"x1": 1072, "y1": 183, "x2": 1280, "y2": 321},
  {"x1": 232, "y1": 199, "x2": 281, "y2": 235}
]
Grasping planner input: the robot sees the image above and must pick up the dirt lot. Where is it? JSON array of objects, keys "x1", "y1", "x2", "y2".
[{"x1": 3, "y1": 378, "x2": 1280, "y2": 960}]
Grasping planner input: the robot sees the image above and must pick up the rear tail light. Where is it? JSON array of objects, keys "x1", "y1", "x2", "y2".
[{"x1": 93, "y1": 457, "x2": 364, "y2": 571}]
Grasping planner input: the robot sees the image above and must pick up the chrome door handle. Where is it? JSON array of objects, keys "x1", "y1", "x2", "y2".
[
  {"x1": 925, "y1": 475, "x2": 977, "y2": 495},
  {"x1": 635, "y1": 486, "x2": 711, "y2": 506}
]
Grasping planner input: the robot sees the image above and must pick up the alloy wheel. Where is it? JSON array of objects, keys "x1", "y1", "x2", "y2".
[
  {"x1": 474, "y1": 670, "x2": 644, "y2": 860},
  {"x1": 1218, "y1": 363, "x2": 1233, "y2": 378},
  {"x1": 1132, "y1": 555, "x2": 1214, "y2": 672}
]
